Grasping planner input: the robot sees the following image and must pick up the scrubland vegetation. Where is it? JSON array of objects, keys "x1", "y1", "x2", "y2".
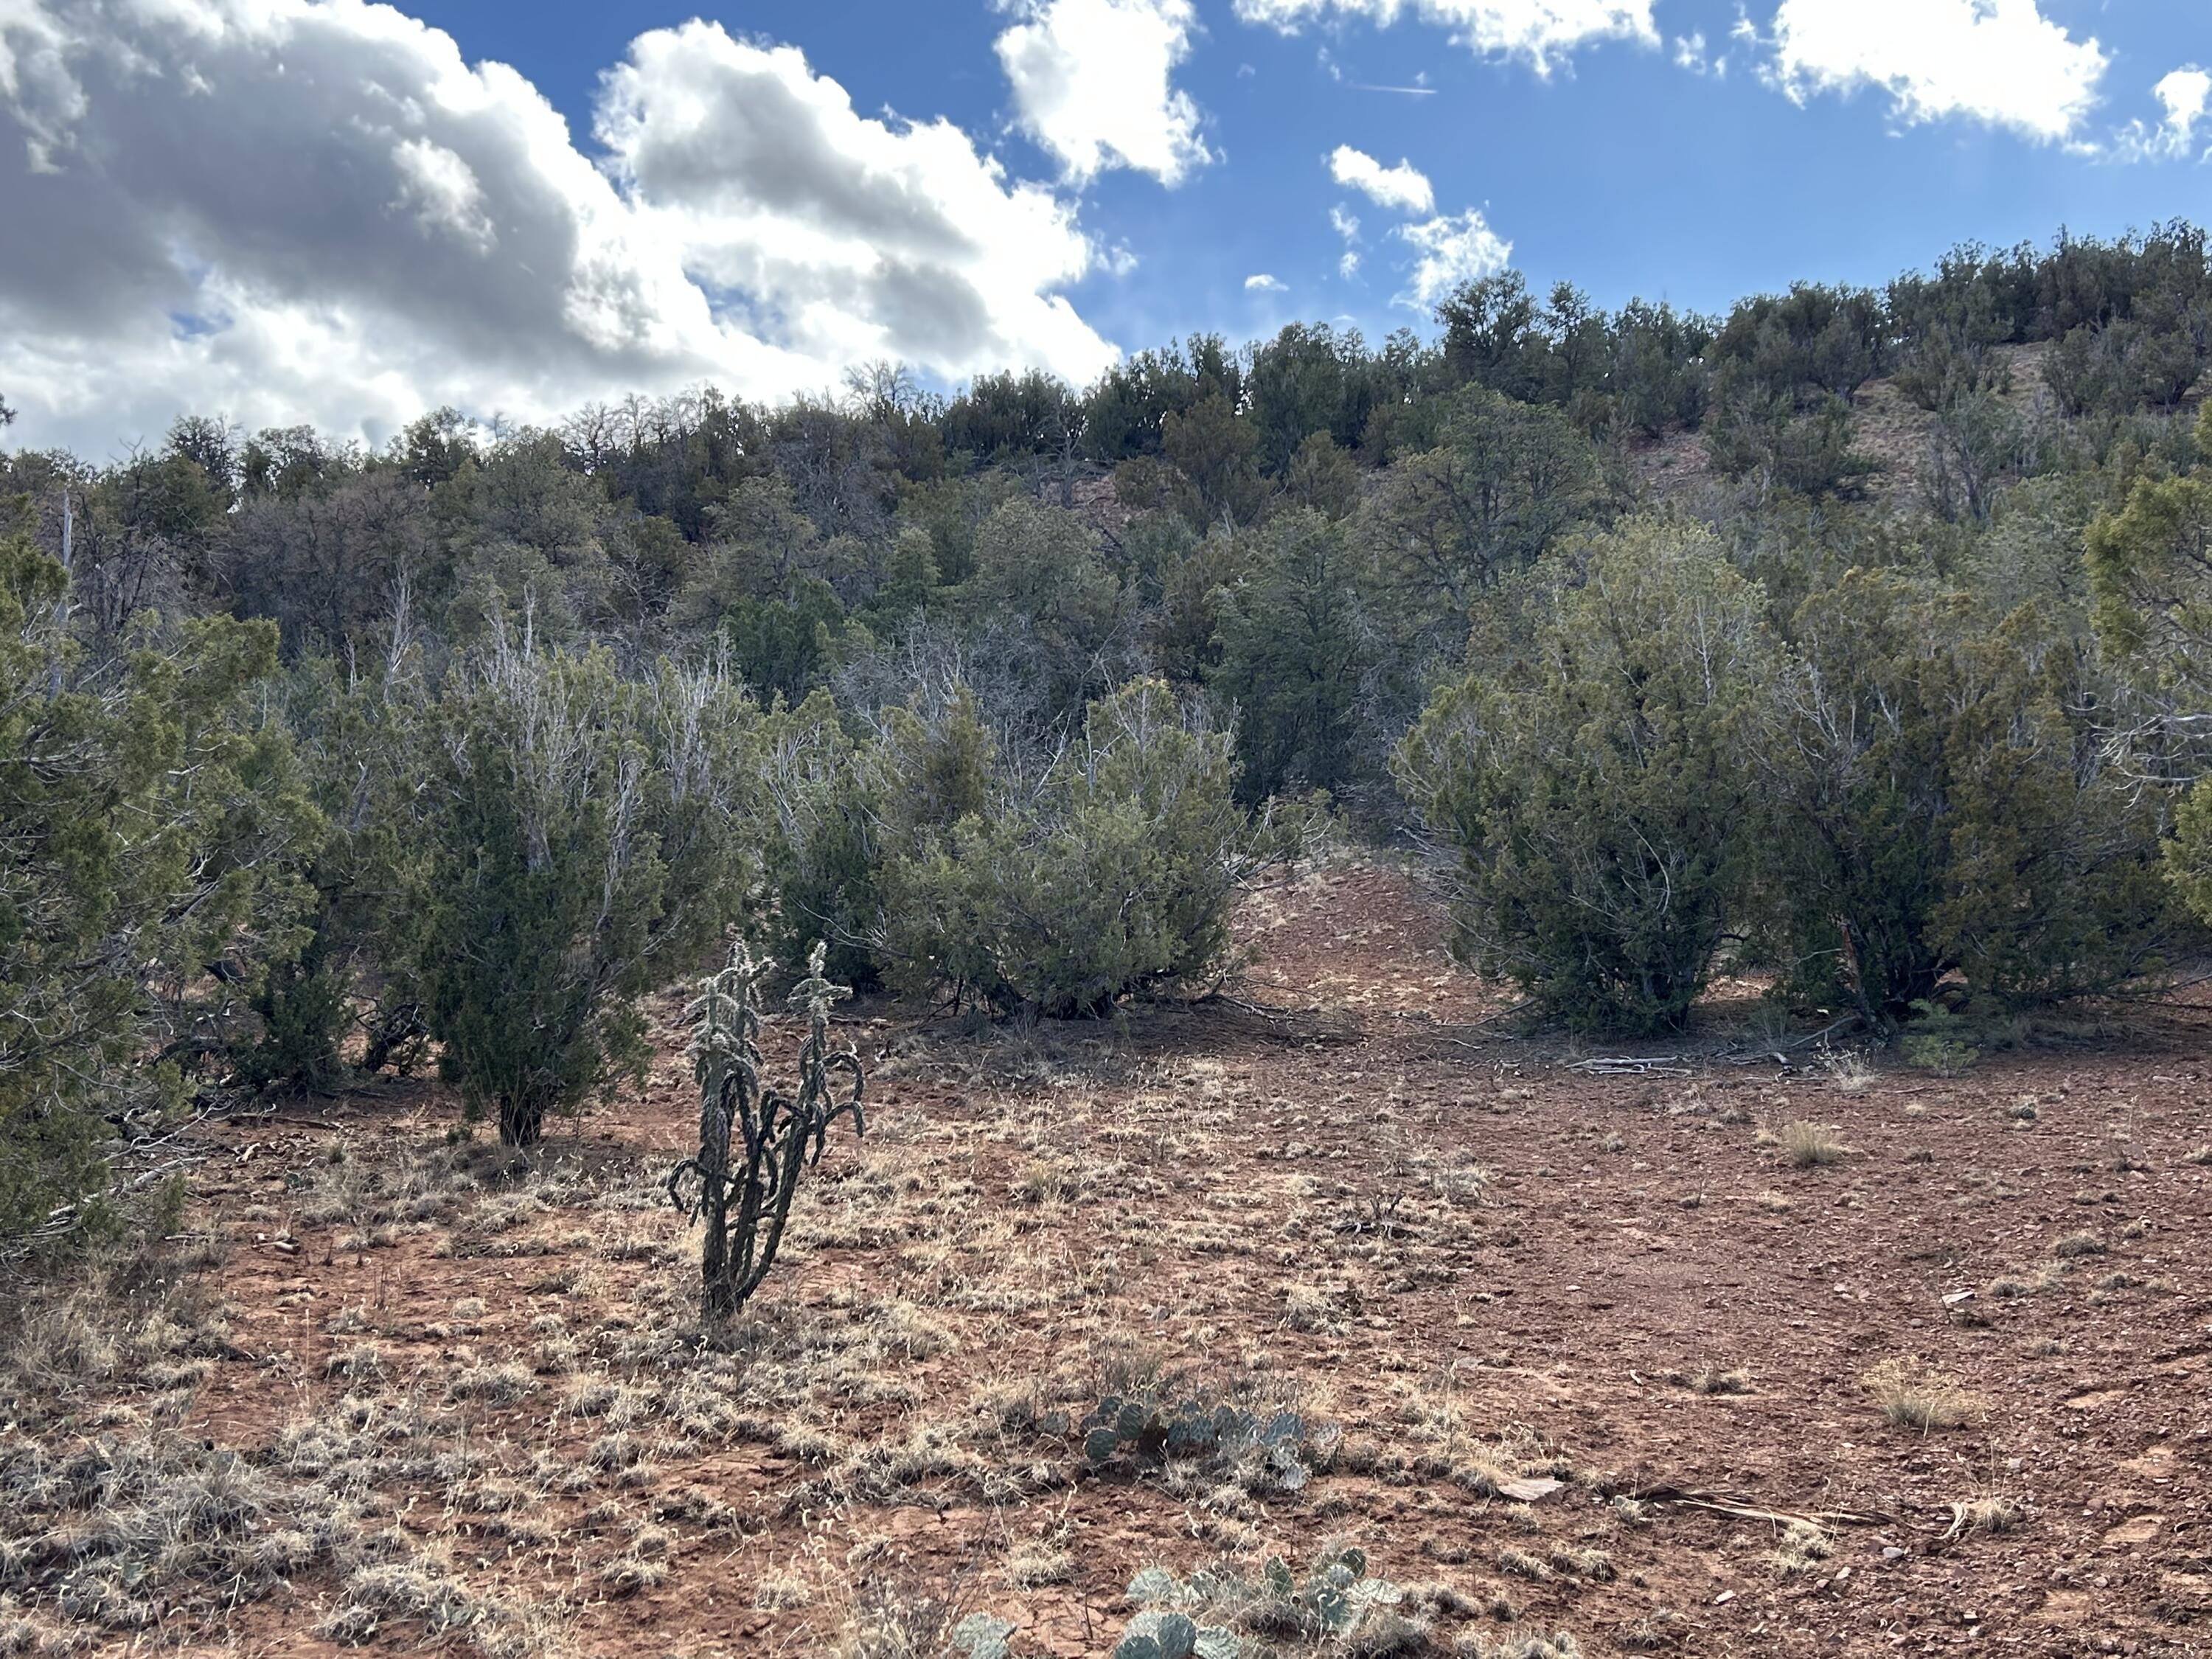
[{"x1": 6, "y1": 224, "x2": 2212, "y2": 1654}]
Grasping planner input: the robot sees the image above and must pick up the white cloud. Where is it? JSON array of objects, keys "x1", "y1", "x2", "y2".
[
  {"x1": 1327, "y1": 144, "x2": 1434, "y2": 213},
  {"x1": 1245, "y1": 271, "x2": 1288, "y2": 291},
  {"x1": 1234, "y1": 0, "x2": 1656, "y2": 74},
  {"x1": 392, "y1": 137, "x2": 497, "y2": 252},
  {"x1": 1767, "y1": 0, "x2": 2108, "y2": 144},
  {"x1": 1329, "y1": 202, "x2": 1363, "y2": 276},
  {"x1": 994, "y1": 0, "x2": 1211, "y2": 186},
  {"x1": 1396, "y1": 208, "x2": 1512, "y2": 306},
  {"x1": 2112, "y1": 66, "x2": 2211, "y2": 162},
  {"x1": 0, "y1": 1, "x2": 1118, "y2": 453},
  {"x1": 1673, "y1": 31, "x2": 1725, "y2": 77}
]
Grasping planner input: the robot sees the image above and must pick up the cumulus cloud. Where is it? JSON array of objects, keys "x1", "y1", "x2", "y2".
[
  {"x1": 1327, "y1": 144, "x2": 1434, "y2": 214},
  {"x1": 1245, "y1": 271, "x2": 1288, "y2": 291},
  {"x1": 1234, "y1": 0, "x2": 1655, "y2": 74},
  {"x1": 1397, "y1": 208, "x2": 1511, "y2": 306},
  {"x1": 994, "y1": 0, "x2": 1211, "y2": 186},
  {"x1": 2112, "y1": 66, "x2": 2211, "y2": 163},
  {"x1": 0, "y1": 0, "x2": 1118, "y2": 453},
  {"x1": 1766, "y1": 0, "x2": 2107, "y2": 144}
]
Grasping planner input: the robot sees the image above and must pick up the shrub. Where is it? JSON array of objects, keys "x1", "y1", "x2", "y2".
[
  {"x1": 412, "y1": 641, "x2": 759, "y2": 1147},
  {"x1": 1704, "y1": 392, "x2": 1877, "y2": 498},
  {"x1": 1899, "y1": 1001, "x2": 1979, "y2": 1075},
  {"x1": 1, "y1": 511, "x2": 313, "y2": 1238},
  {"x1": 1757, "y1": 576, "x2": 2190, "y2": 1026},
  {"x1": 1397, "y1": 519, "x2": 1772, "y2": 1035},
  {"x1": 2085, "y1": 402, "x2": 2212, "y2": 706},
  {"x1": 757, "y1": 686, "x2": 992, "y2": 987},
  {"x1": 883, "y1": 679, "x2": 1252, "y2": 1018},
  {"x1": 224, "y1": 655, "x2": 422, "y2": 1093}
]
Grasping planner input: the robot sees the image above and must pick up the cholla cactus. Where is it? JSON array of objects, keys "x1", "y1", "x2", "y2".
[{"x1": 666, "y1": 940, "x2": 866, "y2": 1322}]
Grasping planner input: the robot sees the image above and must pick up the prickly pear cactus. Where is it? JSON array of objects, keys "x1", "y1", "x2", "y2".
[
  {"x1": 1112, "y1": 1610, "x2": 1198, "y2": 1659},
  {"x1": 1077, "y1": 1389, "x2": 1336, "y2": 1494},
  {"x1": 950, "y1": 1611, "x2": 1017, "y2": 1659}
]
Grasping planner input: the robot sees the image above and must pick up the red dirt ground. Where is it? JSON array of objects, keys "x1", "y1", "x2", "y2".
[{"x1": 21, "y1": 863, "x2": 2212, "y2": 1658}]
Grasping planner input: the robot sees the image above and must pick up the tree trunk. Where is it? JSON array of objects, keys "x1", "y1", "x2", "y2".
[{"x1": 498, "y1": 1094, "x2": 545, "y2": 1149}]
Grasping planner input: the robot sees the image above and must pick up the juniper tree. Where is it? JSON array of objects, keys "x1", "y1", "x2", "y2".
[
  {"x1": 1397, "y1": 519, "x2": 1772, "y2": 1035},
  {"x1": 1753, "y1": 574, "x2": 2184, "y2": 1026},
  {"x1": 414, "y1": 637, "x2": 759, "y2": 1147},
  {"x1": 1, "y1": 506, "x2": 313, "y2": 1238},
  {"x1": 880, "y1": 678, "x2": 1253, "y2": 1017}
]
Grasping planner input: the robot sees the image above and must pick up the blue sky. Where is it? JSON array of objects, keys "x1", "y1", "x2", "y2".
[
  {"x1": 1, "y1": 0, "x2": 2206, "y2": 451},
  {"x1": 410, "y1": 0, "x2": 2212, "y2": 332}
]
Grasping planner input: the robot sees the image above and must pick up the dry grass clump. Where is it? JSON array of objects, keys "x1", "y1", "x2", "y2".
[
  {"x1": 1767, "y1": 1519, "x2": 1832, "y2": 1576},
  {"x1": 1495, "y1": 1547, "x2": 1551, "y2": 1582},
  {"x1": 1862, "y1": 1360, "x2": 1987, "y2": 1432},
  {"x1": 2052, "y1": 1231, "x2": 2106, "y2": 1258},
  {"x1": 1004, "y1": 1539, "x2": 1076, "y2": 1586},
  {"x1": 830, "y1": 1579, "x2": 967, "y2": 1659},
  {"x1": 1776, "y1": 1120, "x2": 1849, "y2": 1169},
  {"x1": 445, "y1": 1362, "x2": 535, "y2": 1405},
  {"x1": 1822, "y1": 1052, "x2": 1877, "y2": 1095},
  {"x1": 0, "y1": 1273, "x2": 234, "y2": 1428},
  {"x1": 1945, "y1": 1495, "x2": 2024, "y2": 1539},
  {"x1": 0, "y1": 1436, "x2": 276, "y2": 1602},
  {"x1": 325, "y1": 1342, "x2": 388, "y2": 1382},
  {"x1": 1283, "y1": 1281, "x2": 1346, "y2": 1335},
  {"x1": 0, "y1": 1434, "x2": 495, "y2": 1643},
  {"x1": 1684, "y1": 1366, "x2": 1751, "y2": 1396},
  {"x1": 319, "y1": 1534, "x2": 546, "y2": 1655},
  {"x1": 302, "y1": 1140, "x2": 479, "y2": 1231},
  {"x1": 1457, "y1": 1632, "x2": 1583, "y2": 1658}
]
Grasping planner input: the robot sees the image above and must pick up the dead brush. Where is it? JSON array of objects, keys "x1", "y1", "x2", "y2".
[{"x1": 1863, "y1": 1359, "x2": 1988, "y2": 1432}]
